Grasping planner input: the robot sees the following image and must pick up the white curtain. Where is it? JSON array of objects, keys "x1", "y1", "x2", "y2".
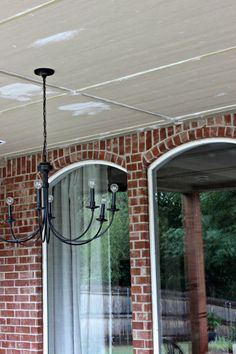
[{"x1": 47, "y1": 165, "x2": 109, "y2": 354}]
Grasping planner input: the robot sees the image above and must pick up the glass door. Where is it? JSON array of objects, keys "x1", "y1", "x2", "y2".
[{"x1": 153, "y1": 143, "x2": 236, "y2": 354}]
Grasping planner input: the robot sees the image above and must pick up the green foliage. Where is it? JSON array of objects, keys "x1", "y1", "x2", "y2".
[
  {"x1": 101, "y1": 192, "x2": 130, "y2": 286},
  {"x1": 79, "y1": 191, "x2": 130, "y2": 287},
  {"x1": 158, "y1": 192, "x2": 182, "y2": 231},
  {"x1": 201, "y1": 192, "x2": 236, "y2": 299},
  {"x1": 229, "y1": 325, "x2": 236, "y2": 341},
  {"x1": 158, "y1": 190, "x2": 236, "y2": 300},
  {"x1": 207, "y1": 312, "x2": 221, "y2": 331},
  {"x1": 201, "y1": 191, "x2": 236, "y2": 231},
  {"x1": 159, "y1": 227, "x2": 185, "y2": 290},
  {"x1": 208, "y1": 337, "x2": 232, "y2": 352}
]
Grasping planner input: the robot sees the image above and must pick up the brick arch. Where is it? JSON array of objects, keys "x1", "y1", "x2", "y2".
[
  {"x1": 52, "y1": 149, "x2": 126, "y2": 171},
  {"x1": 144, "y1": 117, "x2": 236, "y2": 166}
]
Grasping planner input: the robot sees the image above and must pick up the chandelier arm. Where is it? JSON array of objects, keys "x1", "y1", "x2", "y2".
[
  {"x1": 73, "y1": 210, "x2": 96, "y2": 240},
  {"x1": 48, "y1": 217, "x2": 104, "y2": 245},
  {"x1": 14, "y1": 229, "x2": 43, "y2": 246},
  {"x1": 0, "y1": 225, "x2": 41, "y2": 244},
  {"x1": 38, "y1": 207, "x2": 47, "y2": 243},
  {"x1": 92, "y1": 212, "x2": 115, "y2": 240},
  {"x1": 38, "y1": 209, "x2": 46, "y2": 243},
  {"x1": 10, "y1": 224, "x2": 41, "y2": 243},
  {"x1": 48, "y1": 209, "x2": 95, "y2": 241}
]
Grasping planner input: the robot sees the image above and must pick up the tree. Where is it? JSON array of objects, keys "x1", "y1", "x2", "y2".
[{"x1": 158, "y1": 191, "x2": 236, "y2": 300}]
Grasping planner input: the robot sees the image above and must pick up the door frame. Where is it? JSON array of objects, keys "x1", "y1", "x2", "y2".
[
  {"x1": 43, "y1": 160, "x2": 127, "y2": 354},
  {"x1": 147, "y1": 137, "x2": 236, "y2": 354}
]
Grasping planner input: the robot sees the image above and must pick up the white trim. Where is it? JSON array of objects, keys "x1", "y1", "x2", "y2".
[
  {"x1": 149, "y1": 137, "x2": 236, "y2": 173},
  {"x1": 49, "y1": 159, "x2": 126, "y2": 186},
  {"x1": 43, "y1": 160, "x2": 127, "y2": 354},
  {"x1": 147, "y1": 137, "x2": 236, "y2": 354},
  {"x1": 148, "y1": 172, "x2": 160, "y2": 352}
]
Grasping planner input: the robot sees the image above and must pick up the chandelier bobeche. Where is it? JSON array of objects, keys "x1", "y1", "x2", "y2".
[{"x1": 2, "y1": 68, "x2": 119, "y2": 245}]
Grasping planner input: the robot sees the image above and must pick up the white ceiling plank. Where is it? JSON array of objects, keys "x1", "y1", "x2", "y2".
[
  {"x1": 0, "y1": 94, "x2": 166, "y2": 158},
  {"x1": 0, "y1": 0, "x2": 58, "y2": 22},
  {"x1": 1, "y1": 0, "x2": 236, "y2": 156},
  {"x1": 85, "y1": 50, "x2": 236, "y2": 117}
]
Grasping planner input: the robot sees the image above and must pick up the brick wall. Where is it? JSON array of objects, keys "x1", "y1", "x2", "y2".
[{"x1": 0, "y1": 114, "x2": 235, "y2": 353}]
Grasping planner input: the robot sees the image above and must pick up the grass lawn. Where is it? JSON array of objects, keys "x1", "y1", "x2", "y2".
[
  {"x1": 105, "y1": 345, "x2": 132, "y2": 354},
  {"x1": 178, "y1": 342, "x2": 191, "y2": 353},
  {"x1": 162, "y1": 341, "x2": 191, "y2": 353},
  {"x1": 105, "y1": 342, "x2": 190, "y2": 354}
]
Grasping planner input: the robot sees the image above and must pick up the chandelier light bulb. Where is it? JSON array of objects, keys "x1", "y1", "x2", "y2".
[
  {"x1": 110, "y1": 184, "x2": 119, "y2": 193},
  {"x1": 88, "y1": 179, "x2": 96, "y2": 189},
  {"x1": 6, "y1": 197, "x2": 14, "y2": 206},
  {"x1": 101, "y1": 197, "x2": 106, "y2": 204},
  {"x1": 48, "y1": 195, "x2": 54, "y2": 203},
  {"x1": 34, "y1": 178, "x2": 43, "y2": 190}
]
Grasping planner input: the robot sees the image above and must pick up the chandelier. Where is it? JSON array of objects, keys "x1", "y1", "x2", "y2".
[{"x1": 2, "y1": 68, "x2": 119, "y2": 245}]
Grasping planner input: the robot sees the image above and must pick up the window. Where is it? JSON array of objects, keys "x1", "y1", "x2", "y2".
[
  {"x1": 150, "y1": 142, "x2": 236, "y2": 354},
  {"x1": 46, "y1": 162, "x2": 132, "y2": 354}
]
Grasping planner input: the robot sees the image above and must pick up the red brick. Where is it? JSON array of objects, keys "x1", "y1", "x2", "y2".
[
  {"x1": 0, "y1": 116, "x2": 235, "y2": 354},
  {"x1": 224, "y1": 114, "x2": 232, "y2": 125}
]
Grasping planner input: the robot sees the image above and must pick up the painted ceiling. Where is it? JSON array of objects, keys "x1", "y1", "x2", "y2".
[{"x1": 1, "y1": 0, "x2": 236, "y2": 157}]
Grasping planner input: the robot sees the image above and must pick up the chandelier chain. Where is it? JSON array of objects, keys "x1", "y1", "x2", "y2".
[{"x1": 43, "y1": 75, "x2": 47, "y2": 163}]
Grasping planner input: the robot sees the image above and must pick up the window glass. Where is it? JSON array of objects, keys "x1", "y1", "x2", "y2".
[
  {"x1": 47, "y1": 164, "x2": 132, "y2": 354},
  {"x1": 158, "y1": 191, "x2": 236, "y2": 354},
  {"x1": 154, "y1": 143, "x2": 236, "y2": 354}
]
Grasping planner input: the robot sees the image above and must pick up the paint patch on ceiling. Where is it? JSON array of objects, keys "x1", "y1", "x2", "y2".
[
  {"x1": 30, "y1": 30, "x2": 82, "y2": 48},
  {"x1": 0, "y1": 83, "x2": 42, "y2": 102},
  {"x1": 58, "y1": 102, "x2": 111, "y2": 116},
  {"x1": 0, "y1": 83, "x2": 55, "y2": 102},
  {"x1": 215, "y1": 92, "x2": 227, "y2": 97}
]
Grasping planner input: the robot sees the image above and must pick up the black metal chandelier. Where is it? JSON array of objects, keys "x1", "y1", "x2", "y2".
[{"x1": 2, "y1": 68, "x2": 119, "y2": 245}]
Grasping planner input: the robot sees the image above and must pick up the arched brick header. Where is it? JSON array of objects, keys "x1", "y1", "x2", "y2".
[
  {"x1": 143, "y1": 114, "x2": 236, "y2": 166},
  {"x1": 52, "y1": 149, "x2": 126, "y2": 171}
]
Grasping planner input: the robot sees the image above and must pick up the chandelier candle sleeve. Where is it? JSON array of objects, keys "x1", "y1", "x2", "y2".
[
  {"x1": 34, "y1": 179, "x2": 43, "y2": 211},
  {"x1": 98, "y1": 198, "x2": 106, "y2": 221},
  {"x1": 88, "y1": 180, "x2": 96, "y2": 209}
]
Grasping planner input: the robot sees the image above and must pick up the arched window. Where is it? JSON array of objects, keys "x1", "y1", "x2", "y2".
[
  {"x1": 149, "y1": 139, "x2": 236, "y2": 354},
  {"x1": 44, "y1": 162, "x2": 132, "y2": 354}
]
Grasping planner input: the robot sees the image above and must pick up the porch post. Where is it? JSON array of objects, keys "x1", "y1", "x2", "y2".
[{"x1": 182, "y1": 192, "x2": 208, "y2": 354}]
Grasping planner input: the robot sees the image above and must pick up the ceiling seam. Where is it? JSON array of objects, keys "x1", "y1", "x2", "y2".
[
  {"x1": 0, "y1": 70, "x2": 173, "y2": 120},
  {"x1": 0, "y1": 90, "x2": 173, "y2": 121},
  {"x1": 0, "y1": 93, "x2": 67, "y2": 115},
  {"x1": 173, "y1": 103, "x2": 236, "y2": 122},
  {"x1": 74, "y1": 45, "x2": 236, "y2": 92},
  {"x1": 81, "y1": 92, "x2": 174, "y2": 121},
  {"x1": 0, "y1": 70, "x2": 70, "y2": 93},
  {"x1": 2, "y1": 45, "x2": 236, "y2": 95},
  {"x1": 1, "y1": 69, "x2": 236, "y2": 121},
  {"x1": 0, "y1": 0, "x2": 62, "y2": 26},
  {"x1": 1, "y1": 47, "x2": 236, "y2": 121}
]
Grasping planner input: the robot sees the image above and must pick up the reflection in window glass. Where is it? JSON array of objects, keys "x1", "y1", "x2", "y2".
[
  {"x1": 47, "y1": 165, "x2": 132, "y2": 354},
  {"x1": 157, "y1": 190, "x2": 236, "y2": 354}
]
